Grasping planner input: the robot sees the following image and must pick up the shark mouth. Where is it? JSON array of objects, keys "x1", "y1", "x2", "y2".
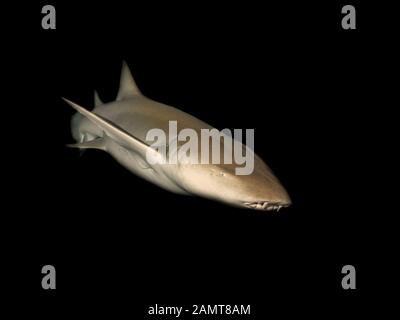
[{"x1": 243, "y1": 201, "x2": 289, "y2": 211}]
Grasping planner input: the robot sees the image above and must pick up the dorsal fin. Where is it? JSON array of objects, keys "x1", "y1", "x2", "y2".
[
  {"x1": 94, "y1": 90, "x2": 103, "y2": 107},
  {"x1": 116, "y1": 61, "x2": 141, "y2": 100}
]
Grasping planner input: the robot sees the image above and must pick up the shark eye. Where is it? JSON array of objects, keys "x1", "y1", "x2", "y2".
[{"x1": 209, "y1": 169, "x2": 226, "y2": 177}]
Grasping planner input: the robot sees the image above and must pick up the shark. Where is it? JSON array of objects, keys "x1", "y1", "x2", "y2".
[{"x1": 64, "y1": 61, "x2": 291, "y2": 211}]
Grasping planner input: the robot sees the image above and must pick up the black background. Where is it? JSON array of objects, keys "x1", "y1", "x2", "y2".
[{"x1": 3, "y1": 1, "x2": 397, "y2": 318}]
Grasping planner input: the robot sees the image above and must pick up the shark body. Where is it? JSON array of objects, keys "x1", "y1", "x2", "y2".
[{"x1": 64, "y1": 62, "x2": 291, "y2": 211}]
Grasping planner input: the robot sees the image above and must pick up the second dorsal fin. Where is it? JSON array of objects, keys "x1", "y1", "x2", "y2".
[{"x1": 94, "y1": 90, "x2": 103, "y2": 107}]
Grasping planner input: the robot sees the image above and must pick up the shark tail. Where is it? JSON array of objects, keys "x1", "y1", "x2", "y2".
[
  {"x1": 70, "y1": 111, "x2": 84, "y2": 142},
  {"x1": 70, "y1": 90, "x2": 105, "y2": 149}
]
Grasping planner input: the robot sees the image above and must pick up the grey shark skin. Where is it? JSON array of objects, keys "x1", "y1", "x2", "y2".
[{"x1": 64, "y1": 62, "x2": 291, "y2": 211}]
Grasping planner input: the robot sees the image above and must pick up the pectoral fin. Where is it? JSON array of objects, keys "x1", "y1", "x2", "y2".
[
  {"x1": 67, "y1": 138, "x2": 106, "y2": 150},
  {"x1": 63, "y1": 98, "x2": 163, "y2": 163}
]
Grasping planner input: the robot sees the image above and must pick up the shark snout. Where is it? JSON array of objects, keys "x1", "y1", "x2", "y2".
[
  {"x1": 242, "y1": 199, "x2": 291, "y2": 211},
  {"x1": 240, "y1": 180, "x2": 292, "y2": 211}
]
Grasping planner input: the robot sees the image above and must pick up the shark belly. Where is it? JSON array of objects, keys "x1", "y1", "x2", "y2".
[{"x1": 105, "y1": 138, "x2": 190, "y2": 195}]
